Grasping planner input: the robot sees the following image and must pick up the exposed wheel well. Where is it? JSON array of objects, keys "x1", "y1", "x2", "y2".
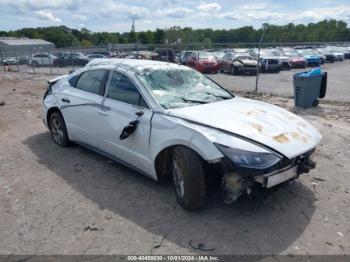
[
  {"x1": 47, "y1": 107, "x2": 61, "y2": 128},
  {"x1": 154, "y1": 146, "x2": 176, "y2": 181},
  {"x1": 154, "y1": 145, "x2": 223, "y2": 183}
]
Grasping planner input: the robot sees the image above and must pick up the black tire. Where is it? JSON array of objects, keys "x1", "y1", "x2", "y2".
[
  {"x1": 231, "y1": 65, "x2": 238, "y2": 75},
  {"x1": 31, "y1": 61, "x2": 39, "y2": 67},
  {"x1": 171, "y1": 146, "x2": 206, "y2": 210},
  {"x1": 49, "y1": 112, "x2": 69, "y2": 147}
]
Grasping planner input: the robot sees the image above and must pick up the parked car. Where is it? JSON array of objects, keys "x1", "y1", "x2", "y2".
[
  {"x1": 53, "y1": 53, "x2": 89, "y2": 67},
  {"x1": 342, "y1": 46, "x2": 350, "y2": 59},
  {"x1": 212, "y1": 51, "x2": 225, "y2": 64},
  {"x1": 326, "y1": 46, "x2": 345, "y2": 61},
  {"x1": 29, "y1": 53, "x2": 57, "y2": 67},
  {"x1": 155, "y1": 48, "x2": 175, "y2": 63},
  {"x1": 43, "y1": 59, "x2": 321, "y2": 209},
  {"x1": 180, "y1": 51, "x2": 195, "y2": 65},
  {"x1": 280, "y1": 48, "x2": 307, "y2": 68},
  {"x1": 296, "y1": 49, "x2": 322, "y2": 67},
  {"x1": 269, "y1": 49, "x2": 292, "y2": 69},
  {"x1": 2, "y1": 57, "x2": 17, "y2": 65},
  {"x1": 86, "y1": 54, "x2": 108, "y2": 61},
  {"x1": 251, "y1": 49, "x2": 281, "y2": 73},
  {"x1": 315, "y1": 48, "x2": 336, "y2": 63},
  {"x1": 220, "y1": 52, "x2": 259, "y2": 75},
  {"x1": 186, "y1": 51, "x2": 220, "y2": 73},
  {"x1": 89, "y1": 51, "x2": 116, "y2": 58}
]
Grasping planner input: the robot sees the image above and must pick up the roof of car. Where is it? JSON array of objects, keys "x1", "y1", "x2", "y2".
[{"x1": 86, "y1": 58, "x2": 190, "y2": 71}]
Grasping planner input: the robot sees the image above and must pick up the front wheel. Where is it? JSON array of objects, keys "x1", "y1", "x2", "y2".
[
  {"x1": 49, "y1": 112, "x2": 70, "y2": 147},
  {"x1": 171, "y1": 146, "x2": 206, "y2": 210},
  {"x1": 231, "y1": 65, "x2": 239, "y2": 75}
]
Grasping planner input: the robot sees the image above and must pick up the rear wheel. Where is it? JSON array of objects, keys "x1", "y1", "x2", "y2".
[
  {"x1": 172, "y1": 146, "x2": 206, "y2": 210},
  {"x1": 49, "y1": 112, "x2": 69, "y2": 147}
]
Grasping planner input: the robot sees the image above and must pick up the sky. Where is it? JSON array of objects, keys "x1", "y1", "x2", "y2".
[{"x1": 0, "y1": 0, "x2": 350, "y2": 32}]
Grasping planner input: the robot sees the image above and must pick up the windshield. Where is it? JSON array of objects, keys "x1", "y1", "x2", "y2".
[
  {"x1": 260, "y1": 49, "x2": 279, "y2": 56},
  {"x1": 283, "y1": 51, "x2": 300, "y2": 57},
  {"x1": 298, "y1": 49, "x2": 316, "y2": 55},
  {"x1": 198, "y1": 52, "x2": 214, "y2": 59},
  {"x1": 136, "y1": 68, "x2": 233, "y2": 109},
  {"x1": 213, "y1": 52, "x2": 225, "y2": 59}
]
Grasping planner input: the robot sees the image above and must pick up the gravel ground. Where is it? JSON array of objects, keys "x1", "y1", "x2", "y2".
[{"x1": 0, "y1": 71, "x2": 350, "y2": 255}]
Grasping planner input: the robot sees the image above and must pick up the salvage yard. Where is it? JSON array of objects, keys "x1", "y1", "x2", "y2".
[{"x1": 0, "y1": 70, "x2": 350, "y2": 255}]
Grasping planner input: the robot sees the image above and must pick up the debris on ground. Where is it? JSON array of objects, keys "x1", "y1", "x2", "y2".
[
  {"x1": 337, "y1": 232, "x2": 344, "y2": 237},
  {"x1": 83, "y1": 224, "x2": 103, "y2": 232},
  {"x1": 313, "y1": 177, "x2": 326, "y2": 182},
  {"x1": 152, "y1": 235, "x2": 164, "y2": 249},
  {"x1": 188, "y1": 240, "x2": 215, "y2": 252}
]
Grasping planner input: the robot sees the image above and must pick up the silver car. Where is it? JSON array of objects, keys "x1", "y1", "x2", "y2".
[{"x1": 43, "y1": 59, "x2": 321, "y2": 209}]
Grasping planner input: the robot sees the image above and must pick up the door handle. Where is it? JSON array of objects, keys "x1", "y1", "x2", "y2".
[
  {"x1": 135, "y1": 111, "x2": 144, "y2": 117},
  {"x1": 61, "y1": 98, "x2": 70, "y2": 103}
]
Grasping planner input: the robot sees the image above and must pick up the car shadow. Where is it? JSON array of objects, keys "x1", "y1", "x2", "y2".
[{"x1": 24, "y1": 132, "x2": 316, "y2": 255}]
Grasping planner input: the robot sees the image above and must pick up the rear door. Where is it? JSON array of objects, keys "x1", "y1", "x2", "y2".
[
  {"x1": 96, "y1": 70, "x2": 153, "y2": 174},
  {"x1": 60, "y1": 69, "x2": 108, "y2": 147}
]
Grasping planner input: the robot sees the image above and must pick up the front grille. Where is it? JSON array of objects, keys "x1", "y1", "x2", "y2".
[{"x1": 244, "y1": 64, "x2": 256, "y2": 68}]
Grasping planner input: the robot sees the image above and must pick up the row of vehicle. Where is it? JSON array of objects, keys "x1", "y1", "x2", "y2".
[
  {"x1": 0, "y1": 49, "x2": 175, "y2": 67},
  {"x1": 178, "y1": 45, "x2": 350, "y2": 75}
]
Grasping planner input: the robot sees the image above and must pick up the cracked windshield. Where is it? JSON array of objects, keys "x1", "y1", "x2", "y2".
[{"x1": 136, "y1": 68, "x2": 233, "y2": 109}]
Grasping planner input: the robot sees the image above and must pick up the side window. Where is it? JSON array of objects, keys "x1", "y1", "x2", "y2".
[
  {"x1": 107, "y1": 71, "x2": 148, "y2": 108},
  {"x1": 75, "y1": 70, "x2": 107, "y2": 96}
]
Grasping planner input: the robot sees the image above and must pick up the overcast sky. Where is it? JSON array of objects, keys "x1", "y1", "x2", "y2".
[{"x1": 1, "y1": 0, "x2": 350, "y2": 32}]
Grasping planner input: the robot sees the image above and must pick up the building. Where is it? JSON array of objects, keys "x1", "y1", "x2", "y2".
[{"x1": 0, "y1": 37, "x2": 55, "y2": 53}]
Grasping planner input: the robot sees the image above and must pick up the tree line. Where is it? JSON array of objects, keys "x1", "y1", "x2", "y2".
[{"x1": 0, "y1": 19, "x2": 349, "y2": 48}]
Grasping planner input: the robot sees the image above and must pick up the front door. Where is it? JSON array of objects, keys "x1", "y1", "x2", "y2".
[{"x1": 96, "y1": 70, "x2": 153, "y2": 175}]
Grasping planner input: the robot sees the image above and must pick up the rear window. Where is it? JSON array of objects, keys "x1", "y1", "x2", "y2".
[{"x1": 75, "y1": 70, "x2": 107, "y2": 96}]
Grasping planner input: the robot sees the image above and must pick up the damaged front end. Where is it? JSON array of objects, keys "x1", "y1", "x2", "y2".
[{"x1": 215, "y1": 143, "x2": 316, "y2": 203}]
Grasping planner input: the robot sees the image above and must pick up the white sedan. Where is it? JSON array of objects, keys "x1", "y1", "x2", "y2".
[{"x1": 42, "y1": 59, "x2": 321, "y2": 210}]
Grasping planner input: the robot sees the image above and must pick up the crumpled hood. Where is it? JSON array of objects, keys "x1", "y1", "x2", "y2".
[
  {"x1": 168, "y1": 97, "x2": 322, "y2": 159},
  {"x1": 238, "y1": 59, "x2": 258, "y2": 65}
]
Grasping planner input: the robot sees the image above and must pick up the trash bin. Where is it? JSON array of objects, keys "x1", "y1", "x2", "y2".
[{"x1": 293, "y1": 68, "x2": 327, "y2": 108}]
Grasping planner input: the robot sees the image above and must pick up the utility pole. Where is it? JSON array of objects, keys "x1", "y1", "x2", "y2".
[
  {"x1": 130, "y1": 19, "x2": 138, "y2": 55},
  {"x1": 254, "y1": 29, "x2": 265, "y2": 93}
]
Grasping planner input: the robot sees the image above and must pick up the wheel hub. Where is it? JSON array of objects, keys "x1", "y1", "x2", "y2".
[{"x1": 51, "y1": 117, "x2": 64, "y2": 144}]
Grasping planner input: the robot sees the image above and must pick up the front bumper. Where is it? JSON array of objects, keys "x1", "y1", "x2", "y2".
[
  {"x1": 222, "y1": 150, "x2": 316, "y2": 203},
  {"x1": 290, "y1": 61, "x2": 307, "y2": 68},
  {"x1": 238, "y1": 66, "x2": 258, "y2": 74}
]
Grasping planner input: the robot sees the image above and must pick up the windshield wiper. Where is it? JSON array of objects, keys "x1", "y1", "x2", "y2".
[
  {"x1": 181, "y1": 97, "x2": 208, "y2": 104},
  {"x1": 206, "y1": 92, "x2": 232, "y2": 100}
]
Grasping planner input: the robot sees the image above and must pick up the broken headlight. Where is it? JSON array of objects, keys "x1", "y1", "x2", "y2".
[{"x1": 215, "y1": 143, "x2": 281, "y2": 170}]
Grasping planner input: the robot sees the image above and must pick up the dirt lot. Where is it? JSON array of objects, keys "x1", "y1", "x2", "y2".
[{"x1": 0, "y1": 71, "x2": 350, "y2": 255}]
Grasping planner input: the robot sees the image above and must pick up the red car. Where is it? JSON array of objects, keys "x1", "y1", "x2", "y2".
[
  {"x1": 186, "y1": 51, "x2": 220, "y2": 73},
  {"x1": 282, "y1": 49, "x2": 307, "y2": 68}
]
